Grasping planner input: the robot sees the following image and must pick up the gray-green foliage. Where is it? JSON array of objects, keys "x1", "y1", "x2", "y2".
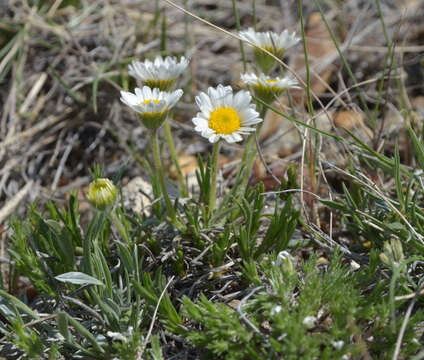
[
  {"x1": 182, "y1": 253, "x2": 423, "y2": 359},
  {"x1": 2, "y1": 2, "x2": 424, "y2": 358},
  {"x1": 2, "y1": 194, "x2": 169, "y2": 359},
  {"x1": 1, "y1": 158, "x2": 305, "y2": 359},
  {"x1": 2, "y1": 166, "x2": 424, "y2": 359}
]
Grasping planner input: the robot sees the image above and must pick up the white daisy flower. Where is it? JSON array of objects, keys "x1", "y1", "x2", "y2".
[
  {"x1": 120, "y1": 86, "x2": 183, "y2": 130},
  {"x1": 128, "y1": 56, "x2": 189, "y2": 91},
  {"x1": 239, "y1": 28, "x2": 300, "y2": 55},
  {"x1": 239, "y1": 28, "x2": 300, "y2": 73},
  {"x1": 192, "y1": 85, "x2": 262, "y2": 143},
  {"x1": 241, "y1": 72, "x2": 300, "y2": 103}
]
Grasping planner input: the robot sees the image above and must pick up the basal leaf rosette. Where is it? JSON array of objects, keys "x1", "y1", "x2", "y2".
[
  {"x1": 120, "y1": 86, "x2": 183, "y2": 130},
  {"x1": 239, "y1": 28, "x2": 300, "y2": 73},
  {"x1": 241, "y1": 72, "x2": 300, "y2": 104},
  {"x1": 128, "y1": 56, "x2": 189, "y2": 91},
  {"x1": 192, "y1": 84, "x2": 262, "y2": 143}
]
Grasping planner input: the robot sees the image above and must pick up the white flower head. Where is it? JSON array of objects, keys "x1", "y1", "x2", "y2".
[
  {"x1": 350, "y1": 260, "x2": 360, "y2": 271},
  {"x1": 270, "y1": 305, "x2": 282, "y2": 316},
  {"x1": 241, "y1": 72, "x2": 300, "y2": 103},
  {"x1": 302, "y1": 315, "x2": 317, "y2": 329},
  {"x1": 106, "y1": 331, "x2": 127, "y2": 342},
  {"x1": 120, "y1": 86, "x2": 183, "y2": 130},
  {"x1": 128, "y1": 56, "x2": 189, "y2": 91},
  {"x1": 192, "y1": 85, "x2": 262, "y2": 143},
  {"x1": 332, "y1": 340, "x2": 345, "y2": 350},
  {"x1": 239, "y1": 28, "x2": 300, "y2": 55},
  {"x1": 239, "y1": 28, "x2": 300, "y2": 73}
]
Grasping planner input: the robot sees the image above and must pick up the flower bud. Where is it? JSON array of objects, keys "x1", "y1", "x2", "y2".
[
  {"x1": 86, "y1": 178, "x2": 117, "y2": 210},
  {"x1": 380, "y1": 238, "x2": 404, "y2": 269},
  {"x1": 379, "y1": 252, "x2": 390, "y2": 266},
  {"x1": 391, "y1": 239, "x2": 404, "y2": 263},
  {"x1": 275, "y1": 250, "x2": 295, "y2": 275}
]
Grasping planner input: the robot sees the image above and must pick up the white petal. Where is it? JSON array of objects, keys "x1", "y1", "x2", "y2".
[
  {"x1": 223, "y1": 133, "x2": 243, "y2": 143},
  {"x1": 208, "y1": 86, "x2": 220, "y2": 104},
  {"x1": 167, "y1": 89, "x2": 183, "y2": 108},
  {"x1": 233, "y1": 133, "x2": 243, "y2": 142},
  {"x1": 202, "y1": 128, "x2": 215, "y2": 138},
  {"x1": 120, "y1": 91, "x2": 139, "y2": 106},
  {"x1": 192, "y1": 117, "x2": 208, "y2": 129},
  {"x1": 141, "y1": 86, "x2": 151, "y2": 99},
  {"x1": 238, "y1": 126, "x2": 256, "y2": 132},
  {"x1": 195, "y1": 92, "x2": 213, "y2": 116},
  {"x1": 134, "y1": 87, "x2": 145, "y2": 99},
  {"x1": 243, "y1": 117, "x2": 262, "y2": 126},
  {"x1": 152, "y1": 88, "x2": 160, "y2": 98},
  {"x1": 233, "y1": 90, "x2": 251, "y2": 111},
  {"x1": 208, "y1": 134, "x2": 220, "y2": 143},
  {"x1": 240, "y1": 108, "x2": 261, "y2": 124}
]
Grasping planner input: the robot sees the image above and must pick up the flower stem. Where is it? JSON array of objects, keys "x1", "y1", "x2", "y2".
[
  {"x1": 209, "y1": 140, "x2": 221, "y2": 216},
  {"x1": 238, "y1": 135, "x2": 257, "y2": 195},
  {"x1": 163, "y1": 118, "x2": 188, "y2": 197},
  {"x1": 152, "y1": 129, "x2": 177, "y2": 224},
  {"x1": 83, "y1": 230, "x2": 92, "y2": 274},
  {"x1": 234, "y1": 111, "x2": 265, "y2": 198},
  {"x1": 109, "y1": 211, "x2": 130, "y2": 246}
]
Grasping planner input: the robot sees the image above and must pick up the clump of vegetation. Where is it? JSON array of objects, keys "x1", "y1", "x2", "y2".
[{"x1": 1, "y1": 0, "x2": 424, "y2": 359}]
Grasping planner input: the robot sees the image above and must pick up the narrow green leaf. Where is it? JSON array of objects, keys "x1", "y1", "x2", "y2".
[
  {"x1": 57, "y1": 312, "x2": 72, "y2": 343},
  {"x1": 55, "y1": 272, "x2": 103, "y2": 286},
  {"x1": 394, "y1": 141, "x2": 405, "y2": 212},
  {"x1": 67, "y1": 314, "x2": 105, "y2": 353},
  {"x1": 0, "y1": 290, "x2": 39, "y2": 319},
  {"x1": 408, "y1": 125, "x2": 424, "y2": 169}
]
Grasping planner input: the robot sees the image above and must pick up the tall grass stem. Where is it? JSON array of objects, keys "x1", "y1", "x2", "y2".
[
  {"x1": 232, "y1": 0, "x2": 247, "y2": 72},
  {"x1": 313, "y1": 0, "x2": 371, "y2": 119}
]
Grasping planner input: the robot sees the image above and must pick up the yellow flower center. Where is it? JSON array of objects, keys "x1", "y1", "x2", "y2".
[
  {"x1": 265, "y1": 79, "x2": 277, "y2": 84},
  {"x1": 209, "y1": 107, "x2": 241, "y2": 135},
  {"x1": 140, "y1": 99, "x2": 160, "y2": 106}
]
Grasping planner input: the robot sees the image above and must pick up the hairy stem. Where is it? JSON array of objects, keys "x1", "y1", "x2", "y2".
[
  {"x1": 209, "y1": 140, "x2": 221, "y2": 216},
  {"x1": 163, "y1": 119, "x2": 188, "y2": 197},
  {"x1": 235, "y1": 109, "x2": 265, "y2": 198},
  {"x1": 152, "y1": 129, "x2": 177, "y2": 224},
  {"x1": 108, "y1": 211, "x2": 130, "y2": 245}
]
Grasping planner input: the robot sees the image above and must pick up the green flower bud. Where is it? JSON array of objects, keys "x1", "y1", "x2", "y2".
[
  {"x1": 379, "y1": 252, "x2": 390, "y2": 267},
  {"x1": 391, "y1": 239, "x2": 404, "y2": 263},
  {"x1": 86, "y1": 178, "x2": 117, "y2": 210},
  {"x1": 380, "y1": 238, "x2": 404, "y2": 269}
]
